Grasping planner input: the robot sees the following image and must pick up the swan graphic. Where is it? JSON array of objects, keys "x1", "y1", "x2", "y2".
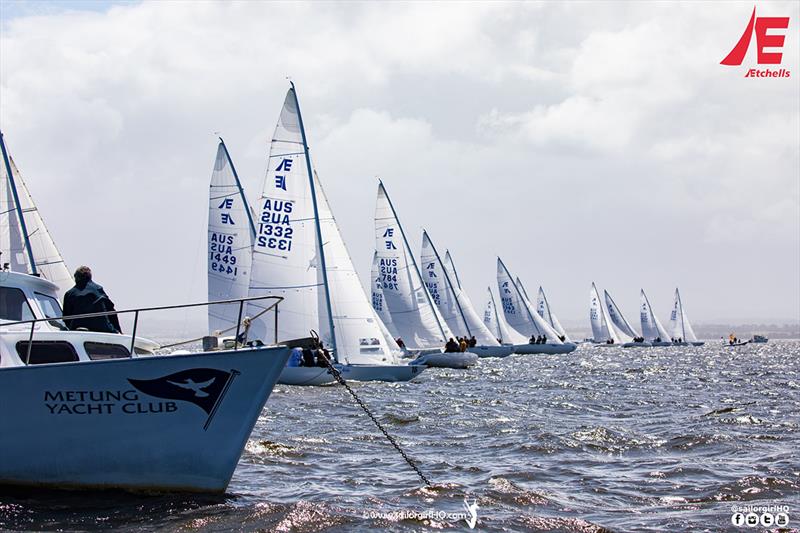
[
  {"x1": 167, "y1": 377, "x2": 216, "y2": 397},
  {"x1": 463, "y1": 497, "x2": 479, "y2": 529}
]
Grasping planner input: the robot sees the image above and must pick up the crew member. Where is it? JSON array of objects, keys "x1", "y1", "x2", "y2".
[{"x1": 62, "y1": 266, "x2": 121, "y2": 333}]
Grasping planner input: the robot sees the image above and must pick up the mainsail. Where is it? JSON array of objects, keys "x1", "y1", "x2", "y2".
[
  {"x1": 247, "y1": 86, "x2": 396, "y2": 365},
  {"x1": 590, "y1": 282, "x2": 619, "y2": 343},
  {"x1": 497, "y1": 258, "x2": 562, "y2": 343},
  {"x1": 374, "y1": 182, "x2": 451, "y2": 348},
  {"x1": 420, "y1": 233, "x2": 499, "y2": 346},
  {"x1": 207, "y1": 140, "x2": 255, "y2": 334},
  {"x1": 669, "y1": 288, "x2": 699, "y2": 342},
  {"x1": 604, "y1": 290, "x2": 637, "y2": 342},
  {"x1": 536, "y1": 286, "x2": 571, "y2": 342},
  {"x1": 371, "y1": 251, "x2": 399, "y2": 339},
  {"x1": 0, "y1": 132, "x2": 71, "y2": 295},
  {"x1": 247, "y1": 87, "x2": 331, "y2": 348},
  {"x1": 640, "y1": 289, "x2": 671, "y2": 342},
  {"x1": 484, "y1": 286, "x2": 522, "y2": 344}
]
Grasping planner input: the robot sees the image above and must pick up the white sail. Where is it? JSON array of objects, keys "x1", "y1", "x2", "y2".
[
  {"x1": 603, "y1": 290, "x2": 637, "y2": 342},
  {"x1": 374, "y1": 182, "x2": 451, "y2": 349},
  {"x1": 314, "y1": 172, "x2": 396, "y2": 364},
  {"x1": 1, "y1": 134, "x2": 72, "y2": 295},
  {"x1": 590, "y1": 283, "x2": 619, "y2": 343},
  {"x1": 639, "y1": 290, "x2": 660, "y2": 341},
  {"x1": 420, "y1": 232, "x2": 463, "y2": 336},
  {"x1": 371, "y1": 251, "x2": 399, "y2": 340},
  {"x1": 484, "y1": 286, "x2": 523, "y2": 344},
  {"x1": 442, "y1": 250, "x2": 500, "y2": 346},
  {"x1": 207, "y1": 141, "x2": 255, "y2": 335},
  {"x1": 497, "y1": 259, "x2": 562, "y2": 343},
  {"x1": 670, "y1": 288, "x2": 699, "y2": 342},
  {"x1": 536, "y1": 286, "x2": 571, "y2": 342},
  {"x1": 247, "y1": 88, "x2": 328, "y2": 347},
  {"x1": 421, "y1": 235, "x2": 500, "y2": 346}
]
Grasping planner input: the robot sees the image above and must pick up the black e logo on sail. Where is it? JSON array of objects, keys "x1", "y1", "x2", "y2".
[{"x1": 128, "y1": 368, "x2": 240, "y2": 430}]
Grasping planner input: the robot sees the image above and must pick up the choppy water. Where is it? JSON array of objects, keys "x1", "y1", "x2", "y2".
[{"x1": 1, "y1": 341, "x2": 798, "y2": 532}]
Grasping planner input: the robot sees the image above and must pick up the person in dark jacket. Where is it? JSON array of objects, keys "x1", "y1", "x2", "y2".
[{"x1": 62, "y1": 266, "x2": 121, "y2": 333}]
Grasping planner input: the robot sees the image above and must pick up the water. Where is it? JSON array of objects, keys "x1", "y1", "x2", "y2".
[{"x1": 1, "y1": 341, "x2": 798, "y2": 531}]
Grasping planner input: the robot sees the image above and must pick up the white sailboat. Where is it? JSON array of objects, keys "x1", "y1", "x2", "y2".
[
  {"x1": 245, "y1": 85, "x2": 422, "y2": 383},
  {"x1": 483, "y1": 286, "x2": 525, "y2": 349},
  {"x1": 374, "y1": 184, "x2": 476, "y2": 368},
  {"x1": 207, "y1": 139, "x2": 256, "y2": 336},
  {"x1": 0, "y1": 131, "x2": 72, "y2": 295},
  {"x1": 497, "y1": 258, "x2": 574, "y2": 354},
  {"x1": 639, "y1": 289, "x2": 672, "y2": 346},
  {"x1": 589, "y1": 282, "x2": 621, "y2": 345},
  {"x1": 535, "y1": 286, "x2": 572, "y2": 343},
  {"x1": 669, "y1": 288, "x2": 704, "y2": 346},
  {"x1": 603, "y1": 289, "x2": 647, "y2": 347},
  {"x1": 420, "y1": 233, "x2": 511, "y2": 358}
]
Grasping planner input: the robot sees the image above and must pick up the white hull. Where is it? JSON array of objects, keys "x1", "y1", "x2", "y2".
[
  {"x1": 622, "y1": 341, "x2": 653, "y2": 348},
  {"x1": 278, "y1": 363, "x2": 425, "y2": 385},
  {"x1": 409, "y1": 352, "x2": 477, "y2": 369},
  {"x1": 471, "y1": 345, "x2": 515, "y2": 358},
  {"x1": 512, "y1": 343, "x2": 577, "y2": 355},
  {"x1": 0, "y1": 346, "x2": 289, "y2": 492}
]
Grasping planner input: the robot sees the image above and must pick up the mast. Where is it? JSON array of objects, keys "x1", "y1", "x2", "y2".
[
  {"x1": 380, "y1": 181, "x2": 448, "y2": 339},
  {"x1": 290, "y1": 82, "x2": 338, "y2": 357},
  {"x1": 219, "y1": 137, "x2": 256, "y2": 239},
  {"x1": 675, "y1": 288, "x2": 686, "y2": 340},
  {"x1": 424, "y1": 231, "x2": 470, "y2": 336},
  {"x1": 0, "y1": 131, "x2": 37, "y2": 274}
]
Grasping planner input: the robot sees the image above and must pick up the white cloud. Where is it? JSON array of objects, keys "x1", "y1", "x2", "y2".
[{"x1": 1, "y1": 1, "x2": 798, "y2": 323}]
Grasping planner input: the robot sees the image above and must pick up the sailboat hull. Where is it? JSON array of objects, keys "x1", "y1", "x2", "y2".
[
  {"x1": 471, "y1": 345, "x2": 515, "y2": 358},
  {"x1": 622, "y1": 341, "x2": 653, "y2": 348},
  {"x1": 512, "y1": 343, "x2": 577, "y2": 355},
  {"x1": 278, "y1": 363, "x2": 426, "y2": 385},
  {"x1": 409, "y1": 352, "x2": 478, "y2": 368},
  {"x1": 0, "y1": 346, "x2": 289, "y2": 493}
]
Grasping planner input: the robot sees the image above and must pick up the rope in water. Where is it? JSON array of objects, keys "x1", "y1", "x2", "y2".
[{"x1": 321, "y1": 357, "x2": 432, "y2": 487}]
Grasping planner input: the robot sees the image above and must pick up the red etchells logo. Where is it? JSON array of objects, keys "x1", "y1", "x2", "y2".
[{"x1": 721, "y1": 6, "x2": 790, "y2": 78}]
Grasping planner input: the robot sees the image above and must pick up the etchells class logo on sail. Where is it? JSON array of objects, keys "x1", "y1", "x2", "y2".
[{"x1": 721, "y1": 6, "x2": 791, "y2": 78}]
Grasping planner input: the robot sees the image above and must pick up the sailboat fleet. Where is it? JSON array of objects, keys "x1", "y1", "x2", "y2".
[{"x1": 1, "y1": 83, "x2": 709, "y2": 491}]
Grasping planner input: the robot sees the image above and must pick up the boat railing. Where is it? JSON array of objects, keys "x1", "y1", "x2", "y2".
[{"x1": 0, "y1": 295, "x2": 283, "y2": 365}]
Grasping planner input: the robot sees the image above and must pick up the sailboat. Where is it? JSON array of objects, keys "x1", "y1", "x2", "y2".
[
  {"x1": 483, "y1": 286, "x2": 525, "y2": 351},
  {"x1": 0, "y1": 131, "x2": 72, "y2": 295},
  {"x1": 241, "y1": 85, "x2": 422, "y2": 384},
  {"x1": 497, "y1": 258, "x2": 575, "y2": 354},
  {"x1": 589, "y1": 282, "x2": 622, "y2": 346},
  {"x1": 639, "y1": 290, "x2": 672, "y2": 346},
  {"x1": 669, "y1": 288, "x2": 704, "y2": 346},
  {"x1": 535, "y1": 286, "x2": 572, "y2": 343},
  {"x1": 603, "y1": 289, "x2": 648, "y2": 347},
  {"x1": 420, "y1": 232, "x2": 512, "y2": 358},
  {"x1": 374, "y1": 183, "x2": 476, "y2": 368}
]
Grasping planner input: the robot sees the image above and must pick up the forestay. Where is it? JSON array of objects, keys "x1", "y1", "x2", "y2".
[
  {"x1": 0, "y1": 133, "x2": 72, "y2": 295},
  {"x1": 604, "y1": 290, "x2": 637, "y2": 342},
  {"x1": 207, "y1": 140, "x2": 255, "y2": 334},
  {"x1": 497, "y1": 258, "x2": 562, "y2": 343},
  {"x1": 374, "y1": 182, "x2": 450, "y2": 349}
]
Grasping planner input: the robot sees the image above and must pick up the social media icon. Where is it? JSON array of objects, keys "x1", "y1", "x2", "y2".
[
  {"x1": 760, "y1": 513, "x2": 774, "y2": 526},
  {"x1": 746, "y1": 513, "x2": 759, "y2": 526},
  {"x1": 775, "y1": 513, "x2": 789, "y2": 527},
  {"x1": 731, "y1": 512, "x2": 745, "y2": 526}
]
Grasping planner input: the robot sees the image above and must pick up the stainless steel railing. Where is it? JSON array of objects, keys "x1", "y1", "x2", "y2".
[{"x1": 0, "y1": 295, "x2": 283, "y2": 364}]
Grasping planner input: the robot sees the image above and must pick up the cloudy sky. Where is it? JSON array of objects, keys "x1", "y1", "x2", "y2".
[{"x1": 1, "y1": 0, "x2": 798, "y2": 327}]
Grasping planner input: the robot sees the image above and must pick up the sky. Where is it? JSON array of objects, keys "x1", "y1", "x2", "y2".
[{"x1": 1, "y1": 0, "x2": 798, "y2": 328}]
